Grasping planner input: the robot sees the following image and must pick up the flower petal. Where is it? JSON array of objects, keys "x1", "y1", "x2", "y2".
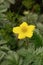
[
  {"x1": 20, "y1": 22, "x2": 28, "y2": 27},
  {"x1": 28, "y1": 25, "x2": 35, "y2": 32},
  {"x1": 13, "y1": 27, "x2": 21, "y2": 34},
  {"x1": 18, "y1": 33, "x2": 26, "y2": 39},
  {"x1": 26, "y1": 32, "x2": 33, "y2": 38},
  {"x1": 26, "y1": 25, "x2": 35, "y2": 38}
]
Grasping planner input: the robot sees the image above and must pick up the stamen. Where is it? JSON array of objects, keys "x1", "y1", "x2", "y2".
[{"x1": 21, "y1": 26, "x2": 28, "y2": 33}]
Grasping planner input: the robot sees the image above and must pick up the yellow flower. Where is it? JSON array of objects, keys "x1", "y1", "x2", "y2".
[{"x1": 13, "y1": 22, "x2": 35, "y2": 39}]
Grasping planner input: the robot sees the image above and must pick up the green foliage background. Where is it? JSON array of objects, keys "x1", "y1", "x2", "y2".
[{"x1": 0, "y1": 0, "x2": 43, "y2": 65}]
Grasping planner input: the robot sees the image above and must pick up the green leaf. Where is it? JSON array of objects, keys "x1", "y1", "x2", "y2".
[
  {"x1": 0, "y1": 40, "x2": 8, "y2": 45},
  {"x1": 0, "y1": 50, "x2": 6, "y2": 62},
  {"x1": 8, "y1": 0, "x2": 15, "y2": 4},
  {"x1": 0, "y1": 2, "x2": 10, "y2": 13},
  {"x1": 22, "y1": 0, "x2": 35, "y2": 9},
  {"x1": 1, "y1": 51, "x2": 19, "y2": 65},
  {"x1": 31, "y1": 29, "x2": 43, "y2": 48},
  {"x1": 37, "y1": 23, "x2": 43, "y2": 35},
  {"x1": 0, "y1": 0, "x2": 4, "y2": 4}
]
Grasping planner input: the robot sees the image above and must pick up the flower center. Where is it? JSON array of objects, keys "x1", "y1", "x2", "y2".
[{"x1": 21, "y1": 26, "x2": 28, "y2": 33}]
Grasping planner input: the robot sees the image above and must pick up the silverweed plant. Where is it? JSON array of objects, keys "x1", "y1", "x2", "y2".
[{"x1": 0, "y1": 0, "x2": 43, "y2": 65}]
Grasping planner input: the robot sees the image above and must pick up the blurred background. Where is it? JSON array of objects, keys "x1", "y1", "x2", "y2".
[{"x1": 0, "y1": 0, "x2": 43, "y2": 65}]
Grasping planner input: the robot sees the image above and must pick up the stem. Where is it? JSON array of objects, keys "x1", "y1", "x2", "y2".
[{"x1": 24, "y1": 38, "x2": 29, "y2": 49}]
